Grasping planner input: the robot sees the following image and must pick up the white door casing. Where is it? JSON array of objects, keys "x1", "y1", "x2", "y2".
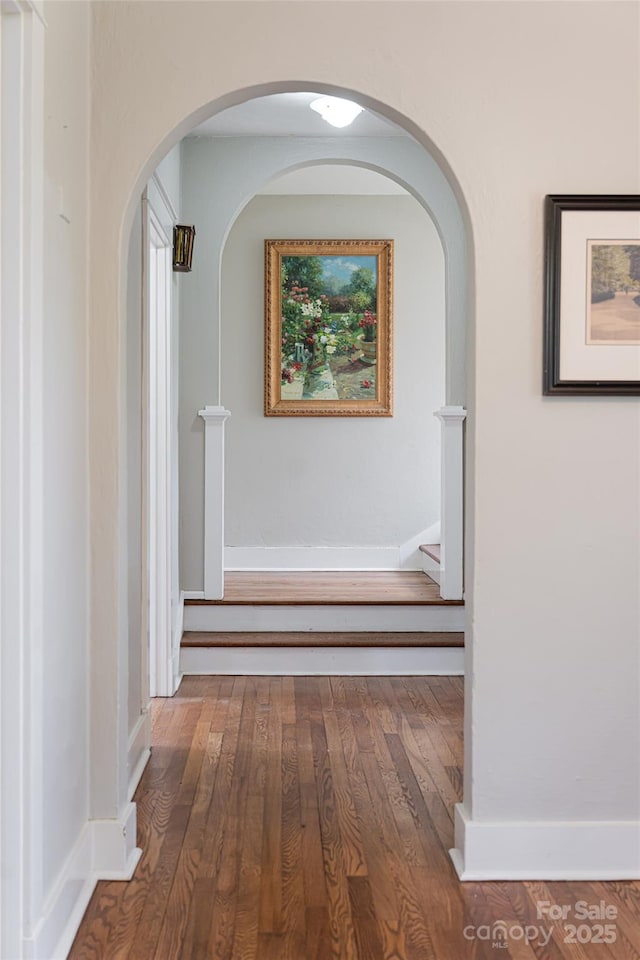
[
  {"x1": 0, "y1": 2, "x2": 46, "y2": 955},
  {"x1": 144, "y1": 197, "x2": 175, "y2": 697}
]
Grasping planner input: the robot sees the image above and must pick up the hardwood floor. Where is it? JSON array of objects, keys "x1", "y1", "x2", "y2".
[
  {"x1": 185, "y1": 571, "x2": 461, "y2": 605},
  {"x1": 69, "y1": 677, "x2": 640, "y2": 960},
  {"x1": 181, "y1": 631, "x2": 465, "y2": 648}
]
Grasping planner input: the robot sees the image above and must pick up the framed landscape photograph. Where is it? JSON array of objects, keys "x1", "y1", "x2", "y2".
[
  {"x1": 265, "y1": 239, "x2": 393, "y2": 416},
  {"x1": 544, "y1": 195, "x2": 640, "y2": 395}
]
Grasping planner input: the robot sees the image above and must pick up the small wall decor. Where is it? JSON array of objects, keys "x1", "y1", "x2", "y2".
[
  {"x1": 265, "y1": 239, "x2": 393, "y2": 416},
  {"x1": 173, "y1": 224, "x2": 196, "y2": 272},
  {"x1": 544, "y1": 195, "x2": 640, "y2": 395}
]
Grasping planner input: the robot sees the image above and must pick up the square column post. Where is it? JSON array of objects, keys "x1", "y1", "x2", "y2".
[{"x1": 434, "y1": 406, "x2": 466, "y2": 600}]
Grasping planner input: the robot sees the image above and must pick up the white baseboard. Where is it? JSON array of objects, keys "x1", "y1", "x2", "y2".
[
  {"x1": 181, "y1": 645, "x2": 464, "y2": 676},
  {"x1": 26, "y1": 824, "x2": 94, "y2": 960},
  {"x1": 183, "y1": 603, "x2": 464, "y2": 633},
  {"x1": 223, "y1": 524, "x2": 441, "y2": 572},
  {"x1": 27, "y1": 804, "x2": 141, "y2": 960},
  {"x1": 91, "y1": 802, "x2": 141, "y2": 880},
  {"x1": 172, "y1": 592, "x2": 186, "y2": 692},
  {"x1": 224, "y1": 546, "x2": 417, "y2": 571},
  {"x1": 451, "y1": 803, "x2": 640, "y2": 880},
  {"x1": 183, "y1": 589, "x2": 205, "y2": 600},
  {"x1": 127, "y1": 710, "x2": 151, "y2": 801}
]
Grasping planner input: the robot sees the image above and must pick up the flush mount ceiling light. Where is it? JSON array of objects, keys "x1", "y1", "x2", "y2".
[{"x1": 309, "y1": 96, "x2": 363, "y2": 129}]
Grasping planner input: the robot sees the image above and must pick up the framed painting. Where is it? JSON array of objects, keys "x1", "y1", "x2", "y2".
[
  {"x1": 544, "y1": 195, "x2": 640, "y2": 395},
  {"x1": 265, "y1": 239, "x2": 393, "y2": 416}
]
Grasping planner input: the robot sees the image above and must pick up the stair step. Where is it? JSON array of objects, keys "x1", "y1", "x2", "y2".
[
  {"x1": 183, "y1": 604, "x2": 464, "y2": 633},
  {"x1": 184, "y1": 570, "x2": 459, "y2": 606},
  {"x1": 183, "y1": 571, "x2": 463, "y2": 633},
  {"x1": 180, "y1": 642, "x2": 464, "y2": 676},
  {"x1": 182, "y1": 631, "x2": 464, "y2": 648},
  {"x1": 419, "y1": 543, "x2": 441, "y2": 563}
]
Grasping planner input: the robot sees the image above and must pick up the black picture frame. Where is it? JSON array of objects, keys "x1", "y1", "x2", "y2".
[{"x1": 543, "y1": 194, "x2": 640, "y2": 396}]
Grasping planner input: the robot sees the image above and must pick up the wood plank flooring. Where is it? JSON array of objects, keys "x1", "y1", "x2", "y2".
[
  {"x1": 181, "y1": 631, "x2": 464, "y2": 648},
  {"x1": 185, "y1": 571, "x2": 461, "y2": 605},
  {"x1": 69, "y1": 677, "x2": 640, "y2": 960}
]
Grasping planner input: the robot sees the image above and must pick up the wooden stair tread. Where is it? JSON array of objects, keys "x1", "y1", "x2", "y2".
[
  {"x1": 419, "y1": 543, "x2": 441, "y2": 563},
  {"x1": 185, "y1": 571, "x2": 462, "y2": 606},
  {"x1": 181, "y1": 631, "x2": 464, "y2": 648}
]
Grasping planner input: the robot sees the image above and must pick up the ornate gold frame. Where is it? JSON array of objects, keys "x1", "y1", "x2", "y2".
[{"x1": 265, "y1": 239, "x2": 393, "y2": 416}]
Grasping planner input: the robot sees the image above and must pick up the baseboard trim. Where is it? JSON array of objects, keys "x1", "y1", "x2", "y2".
[
  {"x1": 223, "y1": 525, "x2": 441, "y2": 572},
  {"x1": 127, "y1": 710, "x2": 151, "y2": 800},
  {"x1": 451, "y1": 803, "x2": 640, "y2": 880},
  {"x1": 180, "y1": 644, "x2": 464, "y2": 676},
  {"x1": 91, "y1": 802, "x2": 141, "y2": 880},
  {"x1": 28, "y1": 804, "x2": 141, "y2": 959},
  {"x1": 183, "y1": 603, "x2": 464, "y2": 633},
  {"x1": 26, "y1": 825, "x2": 94, "y2": 960},
  {"x1": 225, "y1": 547, "x2": 416, "y2": 571},
  {"x1": 172, "y1": 592, "x2": 186, "y2": 692}
]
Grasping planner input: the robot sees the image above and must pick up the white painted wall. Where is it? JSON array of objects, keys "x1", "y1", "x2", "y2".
[
  {"x1": 218, "y1": 193, "x2": 444, "y2": 567},
  {"x1": 86, "y1": 0, "x2": 639, "y2": 887}
]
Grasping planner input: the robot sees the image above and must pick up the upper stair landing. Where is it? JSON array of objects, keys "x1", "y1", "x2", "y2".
[
  {"x1": 185, "y1": 570, "x2": 460, "y2": 607},
  {"x1": 183, "y1": 570, "x2": 464, "y2": 634}
]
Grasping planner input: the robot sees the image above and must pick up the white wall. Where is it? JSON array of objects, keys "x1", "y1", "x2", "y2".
[
  {"x1": 219, "y1": 193, "x2": 444, "y2": 567},
  {"x1": 87, "y1": 0, "x2": 640, "y2": 884}
]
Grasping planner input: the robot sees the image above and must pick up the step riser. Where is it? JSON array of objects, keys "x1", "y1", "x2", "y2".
[
  {"x1": 180, "y1": 645, "x2": 464, "y2": 676},
  {"x1": 183, "y1": 604, "x2": 465, "y2": 633}
]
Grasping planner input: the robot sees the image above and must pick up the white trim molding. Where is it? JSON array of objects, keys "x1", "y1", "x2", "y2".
[
  {"x1": 434, "y1": 406, "x2": 466, "y2": 601},
  {"x1": 223, "y1": 523, "x2": 442, "y2": 572},
  {"x1": 199, "y1": 405, "x2": 231, "y2": 599},
  {"x1": 171, "y1": 591, "x2": 186, "y2": 693},
  {"x1": 25, "y1": 805, "x2": 141, "y2": 960},
  {"x1": 127, "y1": 710, "x2": 151, "y2": 801},
  {"x1": 451, "y1": 803, "x2": 640, "y2": 880},
  {"x1": 91, "y1": 803, "x2": 141, "y2": 880},
  {"x1": 149, "y1": 171, "x2": 178, "y2": 225},
  {"x1": 1, "y1": 4, "x2": 46, "y2": 958},
  {"x1": 145, "y1": 199, "x2": 174, "y2": 697},
  {"x1": 225, "y1": 545, "x2": 417, "y2": 571}
]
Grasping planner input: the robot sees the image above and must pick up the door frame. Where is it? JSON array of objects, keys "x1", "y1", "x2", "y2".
[
  {"x1": 142, "y1": 188, "x2": 177, "y2": 698},
  {"x1": 0, "y1": 2, "x2": 46, "y2": 955}
]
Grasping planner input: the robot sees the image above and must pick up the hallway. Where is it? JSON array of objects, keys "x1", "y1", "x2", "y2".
[{"x1": 69, "y1": 678, "x2": 640, "y2": 959}]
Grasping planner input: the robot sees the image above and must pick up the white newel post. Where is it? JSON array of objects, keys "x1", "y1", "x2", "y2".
[
  {"x1": 434, "y1": 406, "x2": 467, "y2": 601},
  {"x1": 199, "y1": 405, "x2": 231, "y2": 599}
]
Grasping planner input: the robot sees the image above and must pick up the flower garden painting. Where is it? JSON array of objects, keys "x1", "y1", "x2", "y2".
[{"x1": 265, "y1": 240, "x2": 393, "y2": 416}]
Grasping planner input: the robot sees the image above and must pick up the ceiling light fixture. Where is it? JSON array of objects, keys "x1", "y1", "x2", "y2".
[{"x1": 309, "y1": 96, "x2": 363, "y2": 129}]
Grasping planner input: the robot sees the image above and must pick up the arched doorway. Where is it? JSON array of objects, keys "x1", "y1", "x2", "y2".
[{"x1": 94, "y1": 81, "x2": 474, "y2": 881}]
